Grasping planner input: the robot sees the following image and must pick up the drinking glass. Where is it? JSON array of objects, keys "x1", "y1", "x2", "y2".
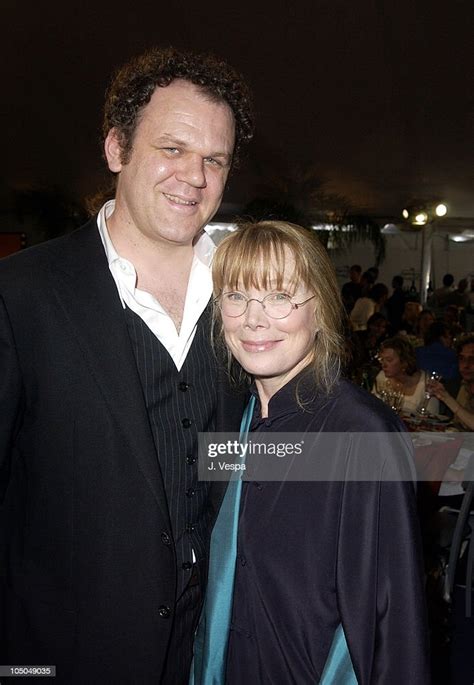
[
  {"x1": 376, "y1": 379, "x2": 403, "y2": 414},
  {"x1": 417, "y1": 370, "x2": 442, "y2": 417}
]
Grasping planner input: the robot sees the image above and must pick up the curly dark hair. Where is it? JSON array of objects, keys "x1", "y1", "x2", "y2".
[
  {"x1": 103, "y1": 46, "x2": 254, "y2": 168},
  {"x1": 379, "y1": 336, "x2": 418, "y2": 375},
  {"x1": 456, "y1": 333, "x2": 474, "y2": 354}
]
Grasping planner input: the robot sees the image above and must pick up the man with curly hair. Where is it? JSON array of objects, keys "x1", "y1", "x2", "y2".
[{"x1": 0, "y1": 47, "x2": 253, "y2": 683}]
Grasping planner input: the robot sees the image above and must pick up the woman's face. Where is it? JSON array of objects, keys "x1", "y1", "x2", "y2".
[
  {"x1": 379, "y1": 348, "x2": 404, "y2": 379},
  {"x1": 221, "y1": 250, "x2": 317, "y2": 394},
  {"x1": 419, "y1": 312, "x2": 434, "y2": 335},
  {"x1": 440, "y1": 330, "x2": 453, "y2": 348},
  {"x1": 369, "y1": 318, "x2": 387, "y2": 338},
  {"x1": 404, "y1": 302, "x2": 421, "y2": 322}
]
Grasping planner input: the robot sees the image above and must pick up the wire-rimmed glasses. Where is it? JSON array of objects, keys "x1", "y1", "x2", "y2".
[{"x1": 216, "y1": 292, "x2": 316, "y2": 319}]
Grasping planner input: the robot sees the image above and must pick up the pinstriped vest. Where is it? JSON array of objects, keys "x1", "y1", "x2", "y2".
[{"x1": 124, "y1": 305, "x2": 217, "y2": 596}]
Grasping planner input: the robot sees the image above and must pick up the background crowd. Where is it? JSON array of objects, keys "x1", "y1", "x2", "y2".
[
  {"x1": 342, "y1": 264, "x2": 474, "y2": 682},
  {"x1": 343, "y1": 266, "x2": 474, "y2": 428}
]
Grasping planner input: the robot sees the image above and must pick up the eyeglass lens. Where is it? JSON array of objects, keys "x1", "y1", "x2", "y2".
[{"x1": 221, "y1": 293, "x2": 293, "y2": 319}]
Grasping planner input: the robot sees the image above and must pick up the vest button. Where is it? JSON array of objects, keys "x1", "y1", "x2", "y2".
[
  {"x1": 178, "y1": 382, "x2": 190, "y2": 391},
  {"x1": 182, "y1": 561, "x2": 193, "y2": 571},
  {"x1": 186, "y1": 455, "x2": 197, "y2": 465},
  {"x1": 158, "y1": 605, "x2": 171, "y2": 619},
  {"x1": 182, "y1": 418, "x2": 193, "y2": 428},
  {"x1": 186, "y1": 523, "x2": 196, "y2": 534},
  {"x1": 186, "y1": 488, "x2": 196, "y2": 498},
  {"x1": 161, "y1": 531, "x2": 171, "y2": 546}
]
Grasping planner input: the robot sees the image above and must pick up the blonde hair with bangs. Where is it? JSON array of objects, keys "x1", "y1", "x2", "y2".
[{"x1": 212, "y1": 220, "x2": 345, "y2": 395}]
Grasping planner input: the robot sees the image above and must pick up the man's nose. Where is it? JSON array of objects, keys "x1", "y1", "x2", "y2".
[{"x1": 176, "y1": 154, "x2": 207, "y2": 188}]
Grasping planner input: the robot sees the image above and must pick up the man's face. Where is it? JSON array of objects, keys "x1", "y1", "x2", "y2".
[
  {"x1": 105, "y1": 80, "x2": 235, "y2": 248},
  {"x1": 458, "y1": 343, "x2": 474, "y2": 384},
  {"x1": 404, "y1": 302, "x2": 421, "y2": 321},
  {"x1": 350, "y1": 268, "x2": 361, "y2": 283},
  {"x1": 371, "y1": 318, "x2": 387, "y2": 338}
]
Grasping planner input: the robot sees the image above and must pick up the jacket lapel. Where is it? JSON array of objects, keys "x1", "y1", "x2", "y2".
[
  {"x1": 49, "y1": 220, "x2": 169, "y2": 523},
  {"x1": 210, "y1": 368, "x2": 247, "y2": 519}
]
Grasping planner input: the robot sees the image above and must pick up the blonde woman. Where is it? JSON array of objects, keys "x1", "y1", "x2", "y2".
[{"x1": 191, "y1": 221, "x2": 429, "y2": 685}]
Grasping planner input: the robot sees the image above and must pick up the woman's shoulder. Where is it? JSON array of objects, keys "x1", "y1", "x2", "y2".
[
  {"x1": 414, "y1": 370, "x2": 425, "y2": 388},
  {"x1": 322, "y1": 377, "x2": 405, "y2": 432}
]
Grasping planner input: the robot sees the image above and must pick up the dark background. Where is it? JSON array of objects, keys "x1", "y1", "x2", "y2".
[{"x1": 2, "y1": 0, "x2": 473, "y2": 219}]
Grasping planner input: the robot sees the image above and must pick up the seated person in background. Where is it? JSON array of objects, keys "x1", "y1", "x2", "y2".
[
  {"x1": 468, "y1": 278, "x2": 474, "y2": 311},
  {"x1": 443, "y1": 304, "x2": 465, "y2": 338},
  {"x1": 399, "y1": 300, "x2": 422, "y2": 335},
  {"x1": 427, "y1": 273, "x2": 455, "y2": 317},
  {"x1": 441, "y1": 334, "x2": 474, "y2": 421},
  {"x1": 372, "y1": 337, "x2": 439, "y2": 415},
  {"x1": 349, "y1": 312, "x2": 388, "y2": 385},
  {"x1": 445, "y1": 277, "x2": 470, "y2": 309},
  {"x1": 415, "y1": 321, "x2": 459, "y2": 380},
  {"x1": 386, "y1": 275, "x2": 406, "y2": 333},
  {"x1": 350, "y1": 281, "x2": 388, "y2": 331},
  {"x1": 341, "y1": 263, "x2": 362, "y2": 314},
  {"x1": 416, "y1": 309, "x2": 435, "y2": 343},
  {"x1": 466, "y1": 280, "x2": 474, "y2": 333},
  {"x1": 359, "y1": 269, "x2": 375, "y2": 296},
  {"x1": 366, "y1": 265, "x2": 379, "y2": 282},
  {"x1": 357, "y1": 312, "x2": 388, "y2": 352},
  {"x1": 428, "y1": 378, "x2": 474, "y2": 430}
]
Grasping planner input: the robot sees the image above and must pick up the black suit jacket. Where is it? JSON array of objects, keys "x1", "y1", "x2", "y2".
[{"x1": 0, "y1": 219, "x2": 243, "y2": 682}]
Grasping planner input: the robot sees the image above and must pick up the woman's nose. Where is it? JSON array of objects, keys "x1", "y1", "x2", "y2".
[{"x1": 244, "y1": 299, "x2": 270, "y2": 328}]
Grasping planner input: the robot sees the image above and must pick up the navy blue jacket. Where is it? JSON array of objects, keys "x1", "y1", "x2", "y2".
[{"x1": 226, "y1": 374, "x2": 430, "y2": 684}]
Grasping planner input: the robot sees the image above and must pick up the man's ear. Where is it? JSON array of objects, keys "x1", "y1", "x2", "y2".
[{"x1": 104, "y1": 128, "x2": 124, "y2": 173}]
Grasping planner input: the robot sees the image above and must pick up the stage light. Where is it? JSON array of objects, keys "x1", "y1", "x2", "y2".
[
  {"x1": 414, "y1": 212, "x2": 428, "y2": 225},
  {"x1": 401, "y1": 199, "x2": 449, "y2": 228}
]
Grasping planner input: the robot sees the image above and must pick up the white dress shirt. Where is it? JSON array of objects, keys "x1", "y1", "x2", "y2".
[{"x1": 97, "y1": 200, "x2": 214, "y2": 371}]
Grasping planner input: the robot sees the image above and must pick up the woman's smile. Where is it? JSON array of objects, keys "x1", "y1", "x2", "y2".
[{"x1": 240, "y1": 339, "x2": 284, "y2": 352}]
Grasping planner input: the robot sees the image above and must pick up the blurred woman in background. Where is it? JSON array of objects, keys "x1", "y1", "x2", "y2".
[
  {"x1": 373, "y1": 337, "x2": 439, "y2": 415},
  {"x1": 416, "y1": 310, "x2": 435, "y2": 342}
]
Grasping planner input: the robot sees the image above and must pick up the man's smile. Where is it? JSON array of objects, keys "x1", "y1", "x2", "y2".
[{"x1": 163, "y1": 192, "x2": 198, "y2": 206}]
